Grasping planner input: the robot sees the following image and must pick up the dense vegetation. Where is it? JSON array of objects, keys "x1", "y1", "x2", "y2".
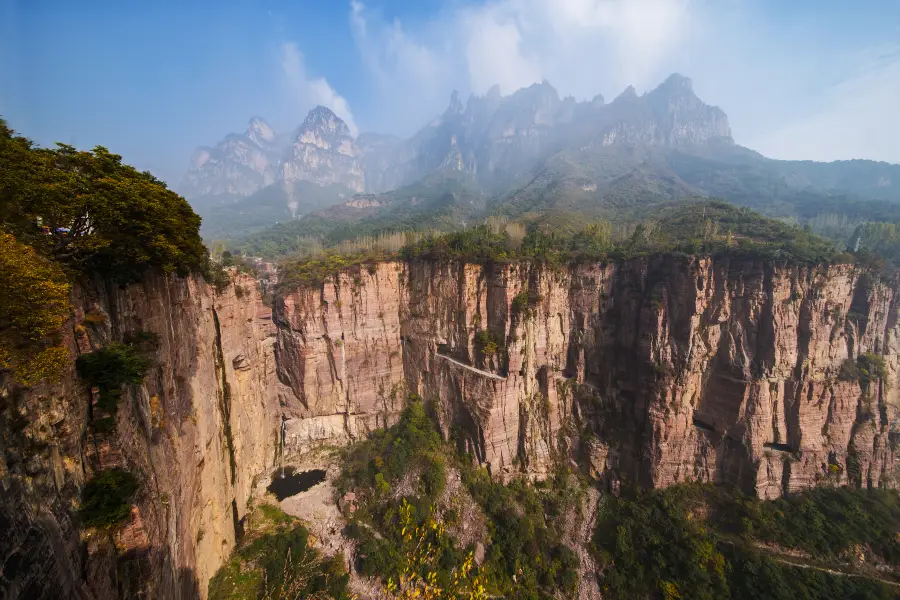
[
  {"x1": 274, "y1": 201, "x2": 847, "y2": 291},
  {"x1": 337, "y1": 400, "x2": 900, "y2": 599},
  {"x1": 79, "y1": 468, "x2": 140, "y2": 529},
  {"x1": 277, "y1": 251, "x2": 386, "y2": 290},
  {"x1": 76, "y1": 338, "x2": 154, "y2": 432},
  {"x1": 208, "y1": 504, "x2": 351, "y2": 600},
  {"x1": 400, "y1": 201, "x2": 842, "y2": 265},
  {"x1": 596, "y1": 484, "x2": 900, "y2": 599},
  {"x1": 0, "y1": 120, "x2": 205, "y2": 282},
  {"x1": 0, "y1": 231, "x2": 71, "y2": 383},
  {"x1": 0, "y1": 119, "x2": 205, "y2": 384},
  {"x1": 338, "y1": 398, "x2": 579, "y2": 600}
]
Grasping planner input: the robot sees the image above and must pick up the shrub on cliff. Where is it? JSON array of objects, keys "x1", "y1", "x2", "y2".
[
  {"x1": 79, "y1": 468, "x2": 140, "y2": 529},
  {"x1": 839, "y1": 353, "x2": 889, "y2": 394},
  {"x1": 857, "y1": 352, "x2": 888, "y2": 393},
  {"x1": 76, "y1": 342, "x2": 152, "y2": 427}
]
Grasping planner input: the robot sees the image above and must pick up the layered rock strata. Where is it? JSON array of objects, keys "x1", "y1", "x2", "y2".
[{"x1": 275, "y1": 258, "x2": 900, "y2": 497}]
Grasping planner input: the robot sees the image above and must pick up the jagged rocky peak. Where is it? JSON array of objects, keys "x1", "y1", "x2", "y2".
[
  {"x1": 181, "y1": 117, "x2": 283, "y2": 198},
  {"x1": 506, "y1": 79, "x2": 561, "y2": 123},
  {"x1": 612, "y1": 84, "x2": 639, "y2": 104},
  {"x1": 446, "y1": 90, "x2": 464, "y2": 115},
  {"x1": 599, "y1": 74, "x2": 733, "y2": 146},
  {"x1": 296, "y1": 106, "x2": 354, "y2": 147},
  {"x1": 646, "y1": 72, "x2": 733, "y2": 144},
  {"x1": 283, "y1": 105, "x2": 365, "y2": 192},
  {"x1": 657, "y1": 72, "x2": 694, "y2": 93},
  {"x1": 460, "y1": 78, "x2": 563, "y2": 137},
  {"x1": 246, "y1": 116, "x2": 276, "y2": 145}
]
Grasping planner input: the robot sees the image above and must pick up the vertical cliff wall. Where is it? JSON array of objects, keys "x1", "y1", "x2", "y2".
[
  {"x1": 272, "y1": 262, "x2": 406, "y2": 457},
  {"x1": 4, "y1": 254, "x2": 900, "y2": 599},
  {"x1": 0, "y1": 272, "x2": 278, "y2": 599},
  {"x1": 275, "y1": 258, "x2": 900, "y2": 497}
]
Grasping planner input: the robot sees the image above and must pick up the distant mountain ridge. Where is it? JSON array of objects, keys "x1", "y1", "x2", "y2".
[
  {"x1": 180, "y1": 73, "x2": 740, "y2": 199},
  {"x1": 182, "y1": 73, "x2": 900, "y2": 244}
]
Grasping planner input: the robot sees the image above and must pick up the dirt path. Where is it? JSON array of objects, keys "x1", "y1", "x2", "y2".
[{"x1": 770, "y1": 555, "x2": 900, "y2": 588}]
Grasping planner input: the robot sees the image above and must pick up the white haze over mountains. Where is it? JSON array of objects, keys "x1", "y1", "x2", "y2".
[
  {"x1": 279, "y1": 42, "x2": 359, "y2": 137},
  {"x1": 280, "y1": 0, "x2": 899, "y2": 165}
]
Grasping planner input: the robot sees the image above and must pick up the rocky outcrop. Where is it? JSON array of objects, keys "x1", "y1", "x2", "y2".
[
  {"x1": 0, "y1": 273, "x2": 279, "y2": 599},
  {"x1": 282, "y1": 107, "x2": 365, "y2": 193},
  {"x1": 181, "y1": 108, "x2": 368, "y2": 200},
  {"x1": 276, "y1": 258, "x2": 900, "y2": 496}
]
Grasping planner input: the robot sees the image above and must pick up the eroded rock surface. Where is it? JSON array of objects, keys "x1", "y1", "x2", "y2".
[
  {"x1": 3, "y1": 255, "x2": 900, "y2": 599},
  {"x1": 1, "y1": 273, "x2": 279, "y2": 599},
  {"x1": 277, "y1": 258, "x2": 900, "y2": 495}
]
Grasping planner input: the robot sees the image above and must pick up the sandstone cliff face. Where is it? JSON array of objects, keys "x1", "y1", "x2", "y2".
[
  {"x1": 0, "y1": 273, "x2": 279, "y2": 599},
  {"x1": 276, "y1": 258, "x2": 900, "y2": 497},
  {"x1": 272, "y1": 262, "x2": 406, "y2": 455},
  {"x1": 4, "y1": 254, "x2": 900, "y2": 599}
]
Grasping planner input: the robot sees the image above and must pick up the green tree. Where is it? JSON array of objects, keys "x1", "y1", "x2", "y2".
[{"x1": 0, "y1": 119, "x2": 205, "y2": 282}]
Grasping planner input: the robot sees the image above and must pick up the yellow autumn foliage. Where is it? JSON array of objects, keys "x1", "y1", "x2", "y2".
[
  {"x1": 0, "y1": 231, "x2": 71, "y2": 383},
  {"x1": 386, "y1": 499, "x2": 487, "y2": 600}
]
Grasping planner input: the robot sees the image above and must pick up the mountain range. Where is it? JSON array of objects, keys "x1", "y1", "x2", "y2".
[{"x1": 180, "y1": 73, "x2": 900, "y2": 248}]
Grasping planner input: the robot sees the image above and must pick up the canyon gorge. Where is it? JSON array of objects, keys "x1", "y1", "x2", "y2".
[{"x1": 3, "y1": 254, "x2": 900, "y2": 598}]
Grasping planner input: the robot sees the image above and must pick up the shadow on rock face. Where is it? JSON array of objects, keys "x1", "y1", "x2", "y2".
[{"x1": 267, "y1": 467, "x2": 327, "y2": 501}]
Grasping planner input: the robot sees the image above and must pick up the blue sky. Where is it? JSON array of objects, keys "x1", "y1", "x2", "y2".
[{"x1": 1, "y1": 0, "x2": 899, "y2": 186}]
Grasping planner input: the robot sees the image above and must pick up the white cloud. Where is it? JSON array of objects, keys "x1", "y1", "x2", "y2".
[
  {"x1": 748, "y1": 47, "x2": 900, "y2": 165},
  {"x1": 463, "y1": 7, "x2": 541, "y2": 94},
  {"x1": 349, "y1": 1, "x2": 459, "y2": 133},
  {"x1": 349, "y1": 0, "x2": 700, "y2": 131},
  {"x1": 280, "y1": 41, "x2": 359, "y2": 135},
  {"x1": 460, "y1": 0, "x2": 693, "y2": 96},
  {"x1": 346, "y1": 0, "x2": 900, "y2": 164}
]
